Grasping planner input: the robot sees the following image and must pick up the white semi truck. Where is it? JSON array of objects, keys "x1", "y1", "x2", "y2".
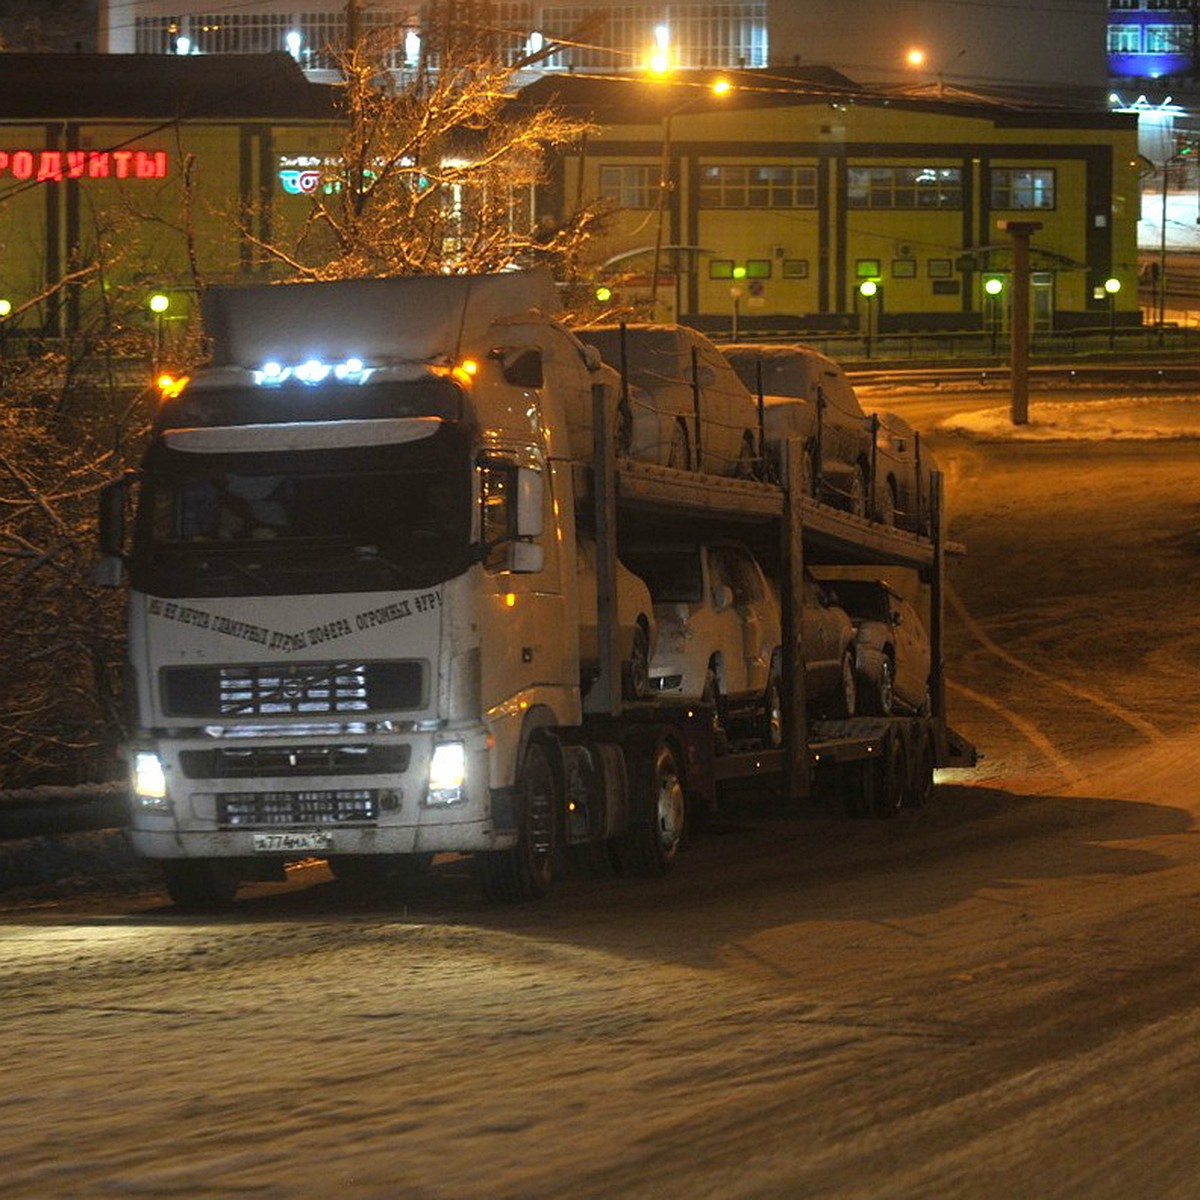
[{"x1": 97, "y1": 269, "x2": 973, "y2": 906}]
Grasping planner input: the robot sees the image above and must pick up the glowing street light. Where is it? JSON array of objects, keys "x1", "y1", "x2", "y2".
[
  {"x1": 984, "y1": 276, "x2": 1004, "y2": 355},
  {"x1": 1104, "y1": 276, "x2": 1121, "y2": 348},
  {"x1": 858, "y1": 280, "x2": 879, "y2": 358}
]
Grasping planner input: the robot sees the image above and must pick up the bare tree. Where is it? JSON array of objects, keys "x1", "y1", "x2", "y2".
[{"x1": 247, "y1": 18, "x2": 605, "y2": 283}]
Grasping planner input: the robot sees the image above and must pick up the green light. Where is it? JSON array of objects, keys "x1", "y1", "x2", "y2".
[
  {"x1": 148, "y1": 293, "x2": 170, "y2": 314},
  {"x1": 0, "y1": 299, "x2": 11, "y2": 318},
  {"x1": 984, "y1": 277, "x2": 1004, "y2": 296},
  {"x1": 1104, "y1": 277, "x2": 1121, "y2": 295},
  {"x1": 732, "y1": 266, "x2": 747, "y2": 279},
  {"x1": 858, "y1": 280, "x2": 878, "y2": 298},
  {"x1": 595, "y1": 285, "x2": 612, "y2": 303}
]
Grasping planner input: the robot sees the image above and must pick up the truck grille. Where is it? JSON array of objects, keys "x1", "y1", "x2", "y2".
[
  {"x1": 163, "y1": 661, "x2": 424, "y2": 717},
  {"x1": 218, "y1": 789, "x2": 378, "y2": 827},
  {"x1": 180, "y1": 744, "x2": 411, "y2": 780}
]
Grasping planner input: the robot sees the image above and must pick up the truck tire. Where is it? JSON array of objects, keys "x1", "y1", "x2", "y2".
[
  {"x1": 477, "y1": 740, "x2": 559, "y2": 902},
  {"x1": 905, "y1": 723, "x2": 936, "y2": 809},
  {"x1": 869, "y1": 729, "x2": 907, "y2": 818},
  {"x1": 161, "y1": 859, "x2": 239, "y2": 909},
  {"x1": 617, "y1": 731, "x2": 686, "y2": 875}
]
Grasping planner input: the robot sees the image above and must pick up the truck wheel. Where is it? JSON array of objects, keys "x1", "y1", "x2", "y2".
[
  {"x1": 622, "y1": 619, "x2": 651, "y2": 701},
  {"x1": 869, "y1": 730, "x2": 907, "y2": 818},
  {"x1": 618, "y1": 733, "x2": 686, "y2": 875},
  {"x1": 161, "y1": 859, "x2": 238, "y2": 909},
  {"x1": 905, "y1": 723, "x2": 936, "y2": 809},
  {"x1": 477, "y1": 740, "x2": 559, "y2": 902}
]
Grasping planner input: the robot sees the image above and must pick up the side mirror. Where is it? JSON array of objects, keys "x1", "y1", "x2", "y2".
[
  {"x1": 891, "y1": 610, "x2": 904, "y2": 627},
  {"x1": 711, "y1": 583, "x2": 733, "y2": 613},
  {"x1": 580, "y1": 344, "x2": 603, "y2": 372}
]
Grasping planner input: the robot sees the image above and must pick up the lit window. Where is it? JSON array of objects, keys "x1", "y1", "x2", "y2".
[{"x1": 991, "y1": 167, "x2": 1056, "y2": 210}]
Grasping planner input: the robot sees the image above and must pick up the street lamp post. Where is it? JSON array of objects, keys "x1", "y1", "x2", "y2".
[
  {"x1": 149, "y1": 292, "x2": 170, "y2": 370},
  {"x1": 984, "y1": 277, "x2": 1004, "y2": 356},
  {"x1": 1104, "y1": 276, "x2": 1121, "y2": 350},
  {"x1": 858, "y1": 279, "x2": 878, "y2": 359}
]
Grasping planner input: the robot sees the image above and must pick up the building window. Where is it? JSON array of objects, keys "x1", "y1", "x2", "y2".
[
  {"x1": 856, "y1": 258, "x2": 881, "y2": 278},
  {"x1": 699, "y1": 164, "x2": 817, "y2": 208},
  {"x1": 991, "y1": 167, "x2": 1056, "y2": 210},
  {"x1": 709, "y1": 259, "x2": 735, "y2": 279},
  {"x1": 928, "y1": 258, "x2": 953, "y2": 278},
  {"x1": 541, "y1": 3, "x2": 767, "y2": 70},
  {"x1": 1146, "y1": 0, "x2": 1187, "y2": 9},
  {"x1": 1109, "y1": 0, "x2": 1140, "y2": 8},
  {"x1": 1145, "y1": 23, "x2": 1189, "y2": 52},
  {"x1": 782, "y1": 259, "x2": 808, "y2": 279},
  {"x1": 892, "y1": 258, "x2": 917, "y2": 278},
  {"x1": 744, "y1": 259, "x2": 771, "y2": 278},
  {"x1": 846, "y1": 166, "x2": 962, "y2": 209},
  {"x1": 599, "y1": 165, "x2": 657, "y2": 209},
  {"x1": 1108, "y1": 24, "x2": 1141, "y2": 52}
]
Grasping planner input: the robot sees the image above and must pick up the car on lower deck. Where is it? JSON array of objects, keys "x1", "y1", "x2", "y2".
[
  {"x1": 621, "y1": 541, "x2": 857, "y2": 746},
  {"x1": 815, "y1": 575, "x2": 931, "y2": 716}
]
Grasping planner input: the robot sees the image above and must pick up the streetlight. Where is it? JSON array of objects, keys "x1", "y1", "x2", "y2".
[
  {"x1": 0, "y1": 298, "x2": 11, "y2": 363},
  {"x1": 149, "y1": 292, "x2": 170, "y2": 367},
  {"x1": 1104, "y1": 276, "x2": 1121, "y2": 349},
  {"x1": 984, "y1": 276, "x2": 1004, "y2": 356},
  {"x1": 858, "y1": 279, "x2": 878, "y2": 359},
  {"x1": 649, "y1": 75, "x2": 732, "y2": 318}
]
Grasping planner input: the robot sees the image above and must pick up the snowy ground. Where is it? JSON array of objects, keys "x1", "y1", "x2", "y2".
[{"x1": 4, "y1": 380, "x2": 1200, "y2": 1199}]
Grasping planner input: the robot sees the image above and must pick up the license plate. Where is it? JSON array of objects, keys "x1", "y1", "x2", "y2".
[{"x1": 252, "y1": 830, "x2": 334, "y2": 853}]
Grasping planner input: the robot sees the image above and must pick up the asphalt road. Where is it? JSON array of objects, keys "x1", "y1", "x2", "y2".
[{"x1": 5, "y1": 380, "x2": 1200, "y2": 1198}]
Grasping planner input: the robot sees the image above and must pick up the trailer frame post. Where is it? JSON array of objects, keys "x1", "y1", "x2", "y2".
[{"x1": 782, "y1": 436, "x2": 812, "y2": 800}]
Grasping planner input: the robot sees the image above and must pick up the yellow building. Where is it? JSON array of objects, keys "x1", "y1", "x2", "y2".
[
  {"x1": 525, "y1": 71, "x2": 1141, "y2": 336},
  {"x1": 0, "y1": 52, "x2": 336, "y2": 337}
]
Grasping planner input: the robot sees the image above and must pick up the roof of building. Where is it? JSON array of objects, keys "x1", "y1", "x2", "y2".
[
  {"x1": 516, "y1": 67, "x2": 1131, "y2": 129},
  {"x1": 0, "y1": 52, "x2": 337, "y2": 120}
]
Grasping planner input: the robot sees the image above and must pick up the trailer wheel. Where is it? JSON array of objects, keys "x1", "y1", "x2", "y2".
[
  {"x1": 869, "y1": 729, "x2": 907, "y2": 818},
  {"x1": 618, "y1": 732, "x2": 686, "y2": 875},
  {"x1": 477, "y1": 740, "x2": 559, "y2": 902},
  {"x1": 905, "y1": 723, "x2": 936, "y2": 809},
  {"x1": 161, "y1": 859, "x2": 239, "y2": 909}
]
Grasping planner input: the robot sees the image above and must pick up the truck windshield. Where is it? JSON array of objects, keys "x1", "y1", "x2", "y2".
[{"x1": 130, "y1": 423, "x2": 473, "y2": 598}]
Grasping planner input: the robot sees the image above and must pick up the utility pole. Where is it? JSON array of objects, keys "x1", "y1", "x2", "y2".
[
  {"x1": 998, "y1": 220, "x2": 1041, "y2": 426},
  {"x1": 345, "y1": 0, "x2": 361, "y2": 54}
]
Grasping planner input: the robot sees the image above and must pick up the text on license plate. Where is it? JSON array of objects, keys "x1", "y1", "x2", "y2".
[{"x1": 252, "y1": 831, "x2": 334, "y2": 853}]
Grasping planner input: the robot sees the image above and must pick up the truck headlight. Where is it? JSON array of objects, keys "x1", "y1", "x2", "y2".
[
  {"x1": 427, "y1": 741, "x2": 466, "y2": 806},
  {"x1": 132, "y1": 751, "x2": 171, "y2": 810}
]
